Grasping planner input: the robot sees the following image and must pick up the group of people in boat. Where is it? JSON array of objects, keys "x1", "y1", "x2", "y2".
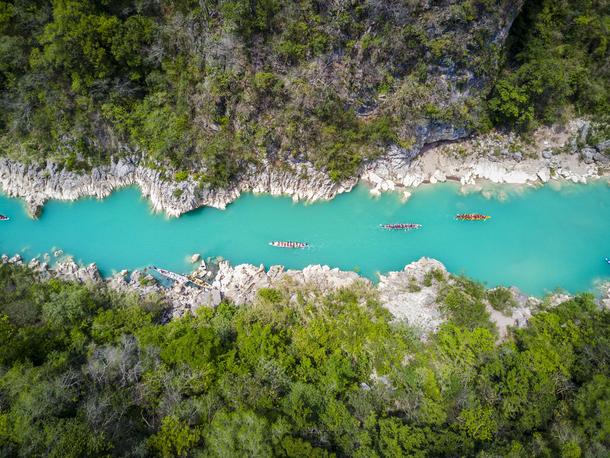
[
  {"x1": 0, "y1": 211, "x2": 607, "y2": 264},
  {"x1": 455, "y1": 213, "x2": 491, "y2": 221},
  {"x1": 380, "y1": 223, "x2": 422, "y2": 230},
  {"x1": 269, "y1": 213, "x2": 495, "y2": 248},
  {"x1": 269, "y1": 241, "x2": 309, "y2": 249},
  {"x1": 270, "y1": 213, "x2": 495, "y2": 247},
  {"x1": 380, "y1": 213, "x2": 492, "y2": 231}
]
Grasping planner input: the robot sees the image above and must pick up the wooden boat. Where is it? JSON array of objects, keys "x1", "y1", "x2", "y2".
[
  {"x1": 187, "y1": 275, "x2": 212, "y2": 289},
  {"x1": 0, "y1": 215, "x2": 9, "y2": 221},
  {"x1": 269, "y1": 241, "x2": 309, "y2": 249},
  {"x1": 380, "y1": 223, "x2": 422, "y2": 230},
  {"x1": 150, "y1": 265, "x2": 189, "y2": 283},
  {"x1": 150, "y1": 266, "x2": 213, "y2": 289},
  {"x1": 455, "y1": 213, "x2": 491, "y2": 221}
]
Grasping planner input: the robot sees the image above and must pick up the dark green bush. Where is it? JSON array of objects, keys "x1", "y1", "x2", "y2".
[
  {"x1": 487, "y1": 286, "x2": 518, "y2": 314},
  {"x1": 488, "y1": 0, "x2": 609, "y2": 129}
]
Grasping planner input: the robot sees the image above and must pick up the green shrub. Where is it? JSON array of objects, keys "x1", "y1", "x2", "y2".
[
  {"x1": 408, "y1": 277, "x2": 421, "y2": 293},
  {"x1": 487, "y1": 287, "x2": 518, "y2": 314},
  {"x1": 423, "y1": 268, "x2": 445, "y2": 287},
  {"x1": 441, "y1": 277, "x2": 493, "y2": 332},
  {"x1": 488, "y1": 79, "x2": 534, "y2": 128},
  {"x1": 174, "y1": 170, "x2": 189, "y2": 182},
  {"x1": 257, "y1": 288, "x2": 283, "y2": 304}
]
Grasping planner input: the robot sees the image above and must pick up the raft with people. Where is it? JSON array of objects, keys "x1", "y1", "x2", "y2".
[
  {"x1": 455, "y1": 213, "x2": 491, "y2": 221},
  {"x1": 380, "y1": 223, "x2": 422, "y2": 230},
  {"x1": 269, "y1": 241, "x2": 309, "y2": 249},
  {"x1": 0, "y1": 214, "x2": 9, "y2": 221}
]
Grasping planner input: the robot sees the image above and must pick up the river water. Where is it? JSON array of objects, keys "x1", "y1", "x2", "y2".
[{"x1": 0, "y1": 181, "x2": 609, "y2": 295}]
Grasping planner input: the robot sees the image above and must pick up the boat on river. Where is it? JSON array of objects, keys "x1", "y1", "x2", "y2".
[
  {"x1": 269, "y1": 241, "x2": 309, "y2": 249},
  {"x1": 380, "y1": 223, "x2": 422, "y2": 230},
  {"x1": 456, "y1": 213, "x2": 491, "y2": 221},
  {"x1": 0, "y1": 215, "x2": 9, "y2": 221},
  {"x1": 605, "y1": 257, "x2": 610, "y2": 265}
]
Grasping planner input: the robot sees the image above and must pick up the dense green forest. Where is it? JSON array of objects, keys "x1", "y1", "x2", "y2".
[
  {"x1": 0, "y1": 263, "x2": 608, "y2": 457},
  {"x1": 488, "y1": 0, "x2": 609, "y2": 128},
  {"x1": 0, "y1": 0, "x2": 608, "y2": 185}
]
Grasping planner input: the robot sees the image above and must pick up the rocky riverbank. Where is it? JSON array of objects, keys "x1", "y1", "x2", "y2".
[
  {"x1": 4, "y1": 253, "x2": 604, "y2": 339},
  {"x1": 362, "y1": 119, "x2": 610, "y2": 199},
  {"x1": 0, "y1": 156, "x2": 356, "y2": 218},
  {"x1": 0, "y1": 120, "x2": 607, "y2": 218}
]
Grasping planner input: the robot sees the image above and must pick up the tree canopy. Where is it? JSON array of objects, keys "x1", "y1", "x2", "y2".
[{"x1": 0, "y1": 263, "x2": 608, "y2": 456}]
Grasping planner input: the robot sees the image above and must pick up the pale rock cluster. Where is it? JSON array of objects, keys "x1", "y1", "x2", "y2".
[
  {"x1": 361, "y1": 119, "x2": 609, "y2": 198},
  {"x1": 377, "y1": 258, "x2": 447, "y2": 334},
  {"x1": 0, "y1": 157, "x2": 355, "y2": 218},
  {"x1": 600, "y1": 282, "x2": 610, "y2": 310},
  {"x1": 486, "y1": 286, "x2": 536, "y2": 340},
  {"x1": 1, "y1": 120, "x2": 607, "y2": 219},
  {"x1": 5, "y1": 253, "x2": 592, "y2": 339},
  {"x1": 208, "y1": 261, "x2": 363, "y2": 306}
]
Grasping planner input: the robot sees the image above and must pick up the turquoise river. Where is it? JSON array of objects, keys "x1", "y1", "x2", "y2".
[{"x1": 1, "y1": 181, "x2": 609, "y2": 296}]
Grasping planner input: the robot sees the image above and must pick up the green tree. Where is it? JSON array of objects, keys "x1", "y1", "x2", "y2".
[{"x1": 149, "y1": 415, "x2": 202, "y2": 458}]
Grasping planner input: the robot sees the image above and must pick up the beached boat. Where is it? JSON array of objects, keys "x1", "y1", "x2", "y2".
[
  {"x1": 380, "y1": 223, "x2": 422, "y2": 230},
  {"x1": 0, "y1": 215, "x2": 9, "y2": 221},
  {"x1": 269, "y1": 241, "x2": 309, "y2": 249},
  {"x1": 455, "y1": 213, "x2": 491, "y2": 221},
  {"x1": 187, "y1": 275, "x2": 212, "y2": 289},
  {"x1": 150, "y1": 265, "x2": 189, "y2": 283}
]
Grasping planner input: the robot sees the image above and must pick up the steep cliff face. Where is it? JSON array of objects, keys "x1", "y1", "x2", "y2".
[
  {"x1": 2, "y1": 118, "x2": 608, "y2": 219},
  {"x1": 13, "y1": 1, "x2": 610, "y2": 218},
  {"x1": 370, "y1": 0, "x2": 524, "y2": 150},
  {"x1": 0, "y1": 156, "x2": 357, "y2": 217}
]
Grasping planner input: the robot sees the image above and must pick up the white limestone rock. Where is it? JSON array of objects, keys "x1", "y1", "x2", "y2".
[
  {"x1": 377, "y1": 258, "x2": 447, "y2": 334},
  {"x1": 54, "y1": 259, "x2": 101, "y2": 283}
]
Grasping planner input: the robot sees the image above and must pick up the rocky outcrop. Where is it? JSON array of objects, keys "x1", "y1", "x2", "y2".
[
  {"x1": 362, "y1": 119, "x2": 610, "y2": 198},
  {"x1": 377, "y1": 259, "x2": 543, "y2": 337},
  {"x1": 53, "y1": 259, "x2": 102, "y2": 283},
  {"x1": 1, "y1": 120, "x2": 607, "y2": 219},
  {"x1": 486, "y1": 286, "x2": 536, "y2": 340},
  {"x1": 600, "y1": 282, "x2": 610, "y2": 310},
  {"x1": 377, "y1": 258, "x2": 447, "y2": 334},
  {"x1": 108, "y1": 269, "x2": 223, "y2": 319},
  {"x1": 209, "y1": 261, "x2": 364, "y2": 306},
  {"x1": 8, "y1": 253, "x2": 594, "y2": 338},
  {"x1": 0, "y1": 156, "x2": 356, "y2": 218}
]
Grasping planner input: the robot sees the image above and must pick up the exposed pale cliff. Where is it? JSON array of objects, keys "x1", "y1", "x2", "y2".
[
  {"x1": 7, "y1": 253, "x2": 597, "y2": 339},
  {"x1": 1, "y1": 119, "x2": 607, "y2": 218}
]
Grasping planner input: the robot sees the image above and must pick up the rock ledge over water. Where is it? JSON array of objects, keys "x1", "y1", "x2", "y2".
[
  {"x1": 0, "y1": 120, "x2": 607, "y2": 218},
  {"x1": 6, "y1": 254, "x2": 604, "y2": 338}
]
